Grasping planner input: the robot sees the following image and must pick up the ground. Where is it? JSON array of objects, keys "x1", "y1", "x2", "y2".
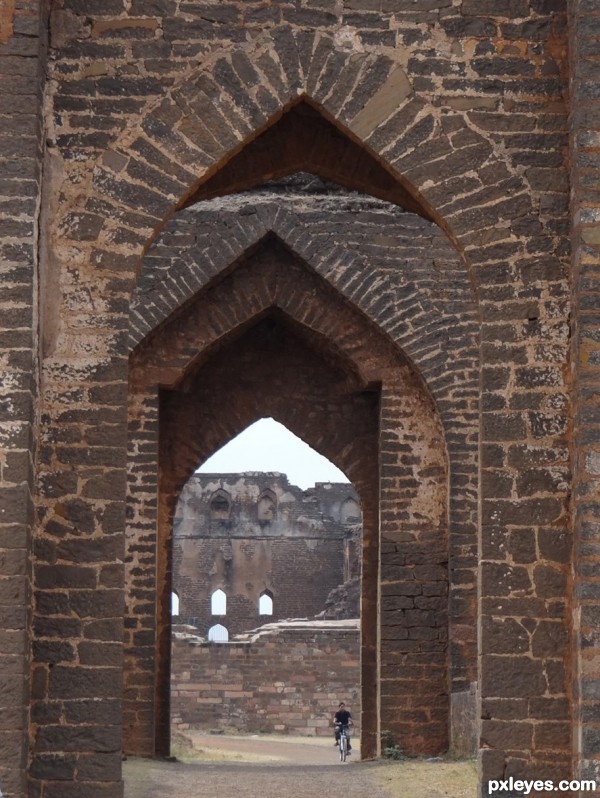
[{"x1": 124, "y1": 733, "x2": 477, "y2": 798}]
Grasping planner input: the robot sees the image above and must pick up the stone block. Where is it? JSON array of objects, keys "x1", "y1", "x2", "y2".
[
  {"x1": 350, "y1": 66, "x2": 412, "y2": 140},
  {"x1": 29, "y1": 754, "x2": 76, "y2": 781},
  {"x1": 481, "y1": 719, "x2": 533, "y2": 749},
  {"x1": 481, "y1": 656, "x2": 546, "y2": 698},
  {"x1": 532, "y1": 565, "x2": 566, "y2": 599},
  {"x1": 482, "y1": 617, "x2": 529, "y2": 655},
  {"x1": 48, "y1": 666, "x2": 122, "y2": 700}
]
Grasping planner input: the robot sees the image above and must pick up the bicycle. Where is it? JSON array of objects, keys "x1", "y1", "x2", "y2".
[{"x1": 336, "y1": 723, "x2": 350, "y2": 762}]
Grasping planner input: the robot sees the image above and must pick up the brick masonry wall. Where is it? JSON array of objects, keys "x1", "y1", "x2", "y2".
[
  {"x1": 568, "y1": 0, "x2": 600, "y2": 786},
  {"x1": 0, "y1": 2, "x2": 45, "y2": 797},
  {"x1": 171, "y1": 621, "x2": 360, "y2": 738},
  {"x1": 175, "y1": 537, "x2": 346, "y2": 634},
  {"x1": 25, "y1": 2, "x2": 575, "y2": 795}
]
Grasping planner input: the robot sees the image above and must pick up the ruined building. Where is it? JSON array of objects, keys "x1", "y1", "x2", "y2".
[
  {"x1": 169, "y1": 472, "x2": 361, "y2": 735},
  {"x1": 171, "y1": 473, "x2": 361, "y2": 634},
  {"x1": 0, "y1": 1, "x2": 599, "y2": 796}
]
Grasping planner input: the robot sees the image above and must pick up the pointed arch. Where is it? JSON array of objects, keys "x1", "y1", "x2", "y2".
[
  {"x1": 208, "y1": 624, "x2": 229, "y2": 643},
  {"x1": 210, "y1": 589, "x2": 227, "y2": 616},
  {"x1": 115, "y1": 23, "x2": 519, "y2": 769},
  {"x1": 259, "y1": 590, "x2": 274, "y2": 616},
  {"x1": 209, "y1": 489, "x2": 231, "y2": 521},
  {"x1": 27, "y1": 7, "x2": 573, "y2": 792},
  {"x1": 128, "y1": 205, "x2": 479, "y2": 383},
  {"x1": 129, "y1": 216, "x2": 479, "y2": 445},
  {"x1": 127, "y1": 231, "x2": 452, "y2": 761},
  {"x1": 340, "y1": 497, "x2": 361, "y2": 525},
  {"x1": 257, "y1": 489, "x2": 277, "y2": 523},
  {"x1": 52, "y1": 26, "x2": 540, "y2": 330}
]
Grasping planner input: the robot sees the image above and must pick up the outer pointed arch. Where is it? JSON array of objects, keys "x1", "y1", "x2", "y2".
[{"x1": 78, "y1": 26, "x2": 537, "y2": 305}]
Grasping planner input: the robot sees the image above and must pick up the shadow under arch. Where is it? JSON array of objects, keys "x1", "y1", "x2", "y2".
[
  {"x1": 179, "y1": 97, "x2": 436, "y2": 222},
  {"x1": 126, "y1": 237, "x2": 449, "y2": 761}
]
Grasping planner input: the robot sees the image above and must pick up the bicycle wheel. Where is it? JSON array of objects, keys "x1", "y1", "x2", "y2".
[{"x1": 340, "y1": 734, "x2": 347, "y2": 762}]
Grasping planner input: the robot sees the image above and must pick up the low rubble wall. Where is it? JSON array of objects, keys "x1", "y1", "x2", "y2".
[{"x1": 171, "y1": 620, "x2": 360, "y2": 737}]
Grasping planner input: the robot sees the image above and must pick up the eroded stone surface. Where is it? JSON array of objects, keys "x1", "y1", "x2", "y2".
[{"x1": 0, "y1": 1, "x2": 594, "y2": 796}]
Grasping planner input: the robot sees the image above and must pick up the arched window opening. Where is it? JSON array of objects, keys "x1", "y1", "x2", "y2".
[
  {"x1": 208, "y1": 624, "x2": 229, "y2": 643},
  {"x1": 257, "y1": 489, "x2": 277, "y2": 522},
  {"x1": 340, "y1": 497, "x2": 361, "y2": 525},
  {"x1": 210, "y1": 489, "x2": 231, "y2": 520},
  {"x1": 171, "y1": 591, "x2": 180, "y2": 617},
  {"x1": 211, "y1": 588, "x2": 227, "y2": 616},
  {"x1": 259, "y1": 590, "x2": 274, "y2": 616}
]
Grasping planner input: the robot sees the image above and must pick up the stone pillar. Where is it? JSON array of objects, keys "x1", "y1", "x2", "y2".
[
  {"x1": 123, "y1": 387, "x2": 159, "y2": 756},
  {"x1": 0, "y1": 2, "x2": 44, "y2": 795},
  {"x1": 569, "y1": 0, "x2": 600, "y2": 783},
  {"x1": 379, "y1": 381, "x2": 449, "y2": 758}
]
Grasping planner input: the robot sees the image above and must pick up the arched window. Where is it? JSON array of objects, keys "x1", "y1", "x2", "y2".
[
  {"x1": 257, "y1": 489, "x2": 277, "y2": 522},
  {"x1": 208, "y1": 624, "x2": 229, "y2": 643},
  {"x1": 340, "y1": 497, "x2": 361, "y2": 524},
  {"x1": 171, "y1": 591, "x2": 180, "y2": 616},
  {"x1": 259, "y1": 590, "x2": 273, "y2": 616},
  {"x1": 211, "y1": 588, "x2": 227, "y2": 615},
  {"x1": 209, "y1": 489, "x2": 231, "y2": 520}
]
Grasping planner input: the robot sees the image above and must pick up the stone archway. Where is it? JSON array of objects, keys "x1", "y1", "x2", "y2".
[
  {"x1": 45, "y1": 27, "x2": 542, "y2": 351},
  {"x1": 32, "y1": 23, "x2": 571, "y2": 798},
  {"x1": 127, "y1": 236, "x2": 449, "y2": 760},
  {"x1": 127, "y1": 191, "x2": 481, "y2": 745}
]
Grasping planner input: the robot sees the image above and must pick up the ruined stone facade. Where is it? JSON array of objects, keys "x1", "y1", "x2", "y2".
[
  {"x1": 172, "y1": 473, "x2": 361, "y2": 635},
  {"x1": 1, "y1": 1, "x2": 600, "y2": 797},
  {"x1": 168, "y1": 473, "x2": 362, "y2": 738}
]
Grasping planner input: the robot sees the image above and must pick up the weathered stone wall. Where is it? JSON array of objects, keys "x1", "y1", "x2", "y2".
[
  {"x1": 171, "y1": 621, "x2": 360, "y2": 737},
  {"x1": 173, "y1": 473, "x2": 361, "y2": 635},
  {"x1": 126, "y1": 188, "x2": 476, "y2": 760},
  {"x1": 0, "y1": 2, "x2": 45, "y2": 796},
  {"x1": 568, "y1": 0, "x2": 600, "y2": 786},
  {"x1": 0, "y1": 0, "x2": 588, "y2": 795}
]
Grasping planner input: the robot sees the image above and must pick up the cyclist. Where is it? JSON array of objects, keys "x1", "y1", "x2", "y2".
[{"x1": 333, "y1": 701, "x2": 353, "y2": 753}]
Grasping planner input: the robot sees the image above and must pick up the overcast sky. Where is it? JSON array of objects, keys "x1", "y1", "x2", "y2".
[{"x1": 197, "y1": 417, "x2": 349, "y2": 490}]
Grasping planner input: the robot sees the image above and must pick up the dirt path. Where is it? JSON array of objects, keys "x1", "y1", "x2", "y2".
[
  {"x1": 124, "y1": 734, "x2": 477, "y2": 798},
  {"x1": 174, "y1": 730, "x2": 346, "y2": 765},
  {"x1": 125, "y1": 757, "x2": 393, "y2": 798}
]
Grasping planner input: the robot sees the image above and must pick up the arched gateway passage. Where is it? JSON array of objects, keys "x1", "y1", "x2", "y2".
[
  {"x1": 127, "y1": 237, "x2": 449, "y2": 759},
  {"x1": 26, "y1": 12, "x2": 575, "y2": 798},
  {"x1": 33, "y1": 23, "x2": 536, "y2": 795}
]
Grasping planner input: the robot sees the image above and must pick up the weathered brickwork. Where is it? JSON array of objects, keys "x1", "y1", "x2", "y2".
[
  {"x1": 0, "y1": 2, "x2": 46, "y2": 797},
  {"x1": 0, "y1": 0, "x2": 594, "y2": 796},
  {"x1": 171, "y1": 621, "x2": 360, "y2": 737},
  {"x1": 172, "y1": 473, "x2": 361, "y2": 635},
  {"x1": 568, "y1": 0, "x2": 600, "y2": 787}
]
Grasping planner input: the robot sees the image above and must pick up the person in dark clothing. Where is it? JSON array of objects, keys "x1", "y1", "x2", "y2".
[{"x1": 333, "y1": 702, "x2": 353, "y2": 753}]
